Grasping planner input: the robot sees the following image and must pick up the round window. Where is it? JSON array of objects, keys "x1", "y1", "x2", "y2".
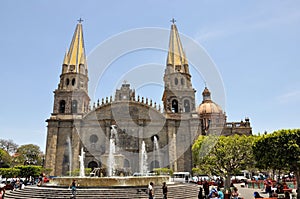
[{"x1": 90, "y1": 134, "x2": 98, "y2": 143}]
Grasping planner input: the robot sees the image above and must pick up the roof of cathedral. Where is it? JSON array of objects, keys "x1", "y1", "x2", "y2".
[
  {"x1": 166, "y1": 19, "x2": 188, "y2": 69},
  {"x1": 198, "y1": 87, "x2": 224, "y2": 114},
  {"x1": 63, "y1": 20, "x2": 87, "y2": 73}
]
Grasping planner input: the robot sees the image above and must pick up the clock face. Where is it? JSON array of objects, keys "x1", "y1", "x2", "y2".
[{"x1": 123, "y1": 95, "x2": 127, "y2": 99}]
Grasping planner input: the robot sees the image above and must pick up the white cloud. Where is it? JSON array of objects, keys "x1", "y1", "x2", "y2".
[{"x1": 277, "y1": 90, "x2": 300, "y2": 104}]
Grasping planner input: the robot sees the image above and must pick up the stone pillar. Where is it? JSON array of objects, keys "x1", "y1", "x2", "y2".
[
  {"x1": 45, "y1": 120, "x2": 58, "y2": 176},
  {"x1": 72, "y1": 125, "x2": 81, "y2": 173},
  {"x1": 167, "y1": 120, "x2": 177, "y2": 172}
]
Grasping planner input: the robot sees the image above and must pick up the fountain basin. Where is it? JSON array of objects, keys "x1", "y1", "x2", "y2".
[{"x1": 51, "y1": 176, "x2": 170, "y2": 187}]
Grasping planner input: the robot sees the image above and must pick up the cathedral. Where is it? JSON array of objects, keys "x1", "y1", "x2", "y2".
[{"x1": 45, "y1": 20, "x2": 252, "y2": 176}]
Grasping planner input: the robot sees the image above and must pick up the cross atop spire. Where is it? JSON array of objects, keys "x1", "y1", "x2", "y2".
[
  {"x1": 62, "y1": 21, "x2": 87, "y2": 74},
  {"x1": 166, "y1": 19, "x2": 188, "y2": 70},
  {"x1": 170, "y1": 18, "x2": 176, "y2": 24},
  {"x1": 77, "y1": 18, "x2": 84, "y2": 23}
]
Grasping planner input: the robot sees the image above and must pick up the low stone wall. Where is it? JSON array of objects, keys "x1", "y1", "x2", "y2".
[{"x1": 50, "y1": 176, "x2": 170, "y2": 187}]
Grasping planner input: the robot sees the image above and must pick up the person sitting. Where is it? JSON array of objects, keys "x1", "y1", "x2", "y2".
[
  {"x1": 231, "y1": 187, "x2": 239, "y2": 199},
  {"x1": 211, "y1": 192, "x2": 219, "y2": 199},
  {"x1": 254, "y1": 191, "x2": 263, "y2": 198}
]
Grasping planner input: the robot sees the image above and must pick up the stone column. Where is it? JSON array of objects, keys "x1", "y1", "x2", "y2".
[{"x1": 45, "y1": 120, "x2": 58, "y2": 176}]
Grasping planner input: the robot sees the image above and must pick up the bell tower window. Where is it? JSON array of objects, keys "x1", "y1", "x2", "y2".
[
  {"x1": 171, "y1": 99, "x2": 178, "y2": 113},
  {"x1": 59, "y1": 100, "x2": 66, "y2": 113},
  {"x1": 72, "y1": 100, "x2": 78, "y2": 113},
  {"x1": 66, "y1": 79, "x2": 70, "y2": 86},
  {"x1": 174, "y1": 78, "x2": 178, "y2": 85},
  {"x1": 184, "y1": 99, "x2": 190, "y2": 112},
  {"x1": 72, "y1": 78, "x2": 76, "y2": 86}
]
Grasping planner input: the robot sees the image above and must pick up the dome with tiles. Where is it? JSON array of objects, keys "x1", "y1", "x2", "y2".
[{"x1": 197, "y1": 87, "x2": 224, "y2": 114}]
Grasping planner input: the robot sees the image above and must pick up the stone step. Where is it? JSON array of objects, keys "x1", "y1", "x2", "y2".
[{"x1": 5, "y1": 183, "x2": 200, "y2": 199}]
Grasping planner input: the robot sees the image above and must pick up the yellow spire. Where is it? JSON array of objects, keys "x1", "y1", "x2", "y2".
[
  {"x1": 166, "y1": 19, "x2": 187, "y2": 71},
  {"x1": 63, "y1": 50, "x2": 68, "y2": 65},
  {"x1": 183, "y1": 50, "x2": 188, "y2": 65},
  {"x1": 63, "y1": 19, "x2": 87, "y2": 73}
]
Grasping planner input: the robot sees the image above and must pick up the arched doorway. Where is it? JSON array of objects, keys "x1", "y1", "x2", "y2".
[{"x1": 88, "y1": 161, "x2": 99, "y2": 171}]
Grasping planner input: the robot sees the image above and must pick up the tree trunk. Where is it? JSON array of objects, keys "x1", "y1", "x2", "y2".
[{"x1": 224, "y1": 175, "x2": 231, "y2": 190}]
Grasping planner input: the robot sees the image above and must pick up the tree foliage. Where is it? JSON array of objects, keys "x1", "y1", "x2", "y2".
[
  {"x1": 0, "y1": 168, "x2": 20, "y2": 178},
  {"x1": 14, "y1": 165, "x2": 43, "y2": 178},
  {"x1": 0, "y1": 148, "x2": 12, "y2": 168},
  {"x1": 14, "y1": 144, "x2": 43, "y2": 166},
  {"x1": 192, "y1": 135, "x2": 255, "y2": 188},
  {"x1": 253, "y1": 129, "x2": 300, "y2": 199},
  {"x1": 0, "y1": 139, "x2": 18, "y2": 155},
  {"x1": 253, "y1": 129, "x2": 300, "y2": 171}
]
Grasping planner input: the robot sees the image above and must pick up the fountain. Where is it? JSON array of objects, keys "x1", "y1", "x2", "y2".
[
  {"x1": 67, "y1": 136, "x2": 72, "y2": 176},
  {"x1": 79, "y1": 147, "x2": 85, "y2": 177},
  {"x1": 153, "y1": 135, "x2": 161, "y2": 169},
  {"x1": 140, "y1": 141, "x2": 148, "y2": 175},
  {"x1": 108, "y1": 138, "x2": 116, "y2": 176},
  {"x1": 51, "y1": 126, "x2": 169, "y2": 187}
]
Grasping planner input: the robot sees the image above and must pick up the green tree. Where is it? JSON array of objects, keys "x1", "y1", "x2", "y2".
[
  {"x1": 253, "y1": 129, "x2": 300, "y2": 199},
  {"x1": 14, "y1": 144, "x2": 43, "y2": 166},
  {"x1": 15, "y1": 165, "x2": 43, "y2": 178},
  {"x1": 0, "y1": 148, "x2": 12, "y2": 168},
  {"x1": 0, "y1": 139, "x2": 18, "y2": 155},
  {"x1": 0, "y1": 168, "x2": 20, "y2": 178},
  {"x1": 192, "y1": 134, "x2": 255, "y2": 188}
]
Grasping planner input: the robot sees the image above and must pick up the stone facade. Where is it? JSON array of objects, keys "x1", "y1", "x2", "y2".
[{"x1": 45, "y1": 21, "x2": 252, "y2": 176}]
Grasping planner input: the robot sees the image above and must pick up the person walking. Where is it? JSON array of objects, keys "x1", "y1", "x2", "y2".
[
  {"x1": 148, "y1": 182, "x2": 154, "y2": 199},
  {"x1": 217, "y1": 187, "x2": 224, "y2": 199},
  {"x1": 162, "y1": 182, "x2": 168, "y2": 199},
  {"x1": 203, "y1": 179, "x2": 210, "y2": 198},
  {"x1": 70, "y1": 179, "x2": 77, "y2": 198},
  {"x1": 198, "y1": 187, "x2": 203, "y2": 199}
]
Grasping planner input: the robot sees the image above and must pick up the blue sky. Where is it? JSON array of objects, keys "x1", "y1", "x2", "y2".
[{"x1": 0, "y1": 1, "x2": 299, "y2": 152}]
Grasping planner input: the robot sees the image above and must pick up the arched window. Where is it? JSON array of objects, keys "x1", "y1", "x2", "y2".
[
  {"x1": 181, "y1": 78, "x2": 185, "y2": 85},
  {"x1": 184, "y1": 99, "x2": 190, "y2": 112},
  {"x1": 174, "y1": 78, "x2": 178, "y2": 85},
  {"x1": 66, "y1": 78, "x2": 70, "y2": 86},
  {"x1": 71, "y1": 100, "x2": 78, "y2": 113},
  {"x1": 171, "y1": 99, "x2": 178, "y2": 113},
  {"x1": 59, "y1": 100, "x2": 66, "y2": 113},
  {"x1": 72, "y1": 78, "x2": 76, "y2": 86}
]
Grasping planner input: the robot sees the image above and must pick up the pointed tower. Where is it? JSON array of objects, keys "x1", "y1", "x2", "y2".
[
  {"x1": 54, "y1": 20, "x2": 90, "y2": 116},
  {"x1": 162, "y1": 19, "x2": 196, "y2": 114},
  {"x1": 45, "y1": 20, "x2": 90, "y2": 176}
]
